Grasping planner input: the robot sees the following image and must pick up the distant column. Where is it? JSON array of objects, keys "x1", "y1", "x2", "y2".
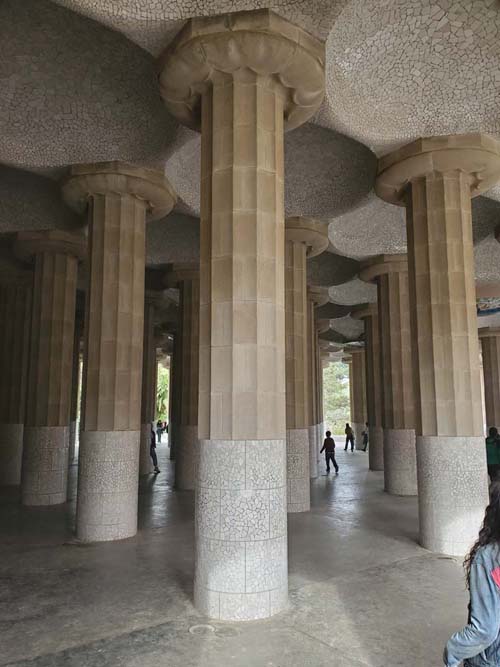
[{"x1": 480, "y1": 328, "x2": 500, "y2": 431}]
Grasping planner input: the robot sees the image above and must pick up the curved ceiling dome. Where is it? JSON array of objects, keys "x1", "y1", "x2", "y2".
[
  {"x1": 146, "y1": 214, "x2": 199, "y2": 267},
  {"x1": 328, "y1": 315, "x2": 364, "y2": 341},
  {"x1": 307, "y1": 251, "x2": 358, "y2": 288},
  {"x1": 0, "y1": 165, "x2": 80, "y2": 233},
  {"x1": 0, "y1": 0, "x2": 178, "y2": 169},
  {"x1": 53, "y1": 0, "x2": 349, "y2": 54},
  {"x1": 165, "y1": 124, "x2": 376, "y2": 218},
  {"x1": 329, "y1": 278, "x2": 377, "y2": 306},
  {"x1": 325, "y1": 0, "x2": 500, "y2": 154}
]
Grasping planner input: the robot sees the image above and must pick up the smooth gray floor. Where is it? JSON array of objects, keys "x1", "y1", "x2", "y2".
[{"x1": 0, "y1": 442, "x2": 468, "y2": 666}]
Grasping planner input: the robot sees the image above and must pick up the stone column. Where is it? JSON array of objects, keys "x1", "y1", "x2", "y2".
[
  {"x1": 376, "y1": 134, "x2": 500, "y2": 555},
  {"x1": 307, "y1": 295, "x2": 319, "y2": 478},
  {"x1": 165, "y1": 264, "x2": 200, "y2": 490},
  {"x1": 360, "y1": 256, "x2": 417, "y2": 495},
  {"x1": 63, "y1": 162, "x2": 176, "y2": 542},
  {"x1": 158, "y1": 10, "x2": 324, "y2": 620},
  {"x1": 168, "y1": 328, "x2": 180, "y2": 461},
  {"x1": 349, "y1": 348, "x2": 367, "y2": 449},
  {"x1": 0, "y1": 264, "x2": 32, "y2": 486},
  {"x1": 14, "y1": 231, "x2": 85, "y2": 505},
  {"x1": 285, "y1": 218, "x2": 328, "y2": 511},
  {"x1": 139, "y1": 292, "x2": 160, "y2": 475},
  {"x1": 315, "y1": 314, "x2": 329, "y2": 461},
  {"x1": 69, "y1": 308, "x2": 84, "y2": 463},
  {"x1": 354, "y1": 305, "x2": 384, "y2": 471},
  {"x1": 480, "y1": 328, "x2": 500, "y2": 430}
]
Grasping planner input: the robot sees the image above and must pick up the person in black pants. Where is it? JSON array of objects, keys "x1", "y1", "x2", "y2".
[
  {"x1": 344, "y1": 423, "x2": 355, "y2": 452},
  {"x1": 320, "y1": 430, "x2": 339, "y2": 474},
  {"x1": 150, "y1": 427, "x2": 160, "y2": 474}
]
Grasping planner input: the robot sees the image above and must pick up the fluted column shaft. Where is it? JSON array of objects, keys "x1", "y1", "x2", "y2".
[
  {"x1": 350, "y1": 349, "x2": 366, "y2": 449},
  {"x1": 139, "y1": 298, "x2": 158, "y2": 474},
  {"x1": 480, "y1": 330, "x2": 500, "y2": 429},
  {"x1": 69, "y1": 311, "x2": 83, "y2": 463},
  {"x1": 307, "y1": 297, "x2": 318, "y2": 478},
  {"x1": 362, "y1": 310, "x2": 384, "y2": 471},
  {"x1": 0, "y1": 274, "x2": 32, "y2": 485}
]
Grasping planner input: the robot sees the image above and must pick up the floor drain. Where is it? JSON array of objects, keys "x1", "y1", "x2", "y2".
[{"x1": 189, "y1": 624, "x2": 216, "y2": 636}]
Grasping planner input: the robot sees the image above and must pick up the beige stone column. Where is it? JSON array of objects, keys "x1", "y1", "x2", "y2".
[
  {"x1": 165, "y1": 264, "x2": 200, "y2": 490},
  {"x1": 306, "y1": 295, "x2": 319, "y2": 478},
  {"x1": 168, "y1": 327, "x2": 180, "y2": 461},
  {"x1": 139, "y1": 292, "x2": 161, "y2": 475},
  {"x1": 158, "y1": 10, "x2": 324, "y2": 620},
  {"x1": 354, "y1": 305, "x2": 384, "y2": 471},
  {"x1": 480, "y1": 328, "x2": 500, "y2": 430},
  {"x1": 376, "y1": 134, "x2": 500, "y2": 555},
  {"x1": 285, "y1": 218, "x2": 328, "y2": 511},
  {"x1": 14, "y1": 231, "x2": 85, "y2": 505},
  {"x1": 63, "y1": 162, "x2": 176, "y2": 542},
  {"x1": 360, "y1": 256, "x2": 417, "y2": 495},
  {"x1": 348, "y1": 348, "x2": 367, "y2": 449},
  {"x1": 314, "y1": 310, "x2": 330, "y2": 464},
  {"x1": 0, "y1": 264, "x2": 32, "y2": 486},
  {"x1": 69, "y1": 308, "x2": 84, "y2": 463}
]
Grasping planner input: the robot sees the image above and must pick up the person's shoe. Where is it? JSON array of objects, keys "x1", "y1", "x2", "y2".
[
  {"x1": 335, "y1": 471, "x2": 339, "y2": 475},
  {"x1": 326, "y1": 469, "x2": 330, "y2": 474},
  {"x1": 154, "y1": 467, "x2": 160, "y2": 474}
]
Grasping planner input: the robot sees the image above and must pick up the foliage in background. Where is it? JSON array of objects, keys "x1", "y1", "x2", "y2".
[
  {"x1": 323, "y1": 361, "x2": 350, "y2": 435},
  {"x1": 156, "y1": 364, "x2": 170, "y2": 421}
]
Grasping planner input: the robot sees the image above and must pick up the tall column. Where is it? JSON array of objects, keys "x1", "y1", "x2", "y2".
[
  {"x1": 480, "y1": 328, "x2": 500, "y2": 430},
  {"x1": 348, "y1": 348, "x2": 367, "y2": 449},
  {"x1": 14, "y1": 231, "x2": 85, "y2": 505},
  {"x1": 165, "y1": 264, "x2": 200, "y2": 490},
  {"x1": 360, "y1": 256, "x2": 417, "y2": 495},
  {"x1": 306, "y1": 294, "x2": 318, "y2": 478},
  {"x1": 168, "y1": 328, "x2": 180, "y2": 460},
  {"x1": 158, "y1": 10, "x2": 324, "y2": 620},
  {"x1": 315, "y1": 315, "x2": 329, "y2": 460},
  {"x1": 285, "y1": 218, "x2": 328, "y2": 511},
  {"x1": 354, "y1": 305, "x2": 384, "y2": 471},
  {"x1": 63, "y1": 162, "x2": 176, "y2": 541},
  {"x1": 0, "y1": 264, "x2": 32, "y2": 485},
  {"x1": 376, "y1": 134, "x2": 500, "y2": 555},
  {"x1": 139, "y1": 292, "x2": 160, "y2": 475},
  {"x1": 69, "y1": 307, "x2": 84, "y2": 463}
]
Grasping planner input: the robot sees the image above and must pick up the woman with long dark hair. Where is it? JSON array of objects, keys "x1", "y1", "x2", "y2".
[{"x1": 444, "y1": 481, "x2": 500, "y2": 666}]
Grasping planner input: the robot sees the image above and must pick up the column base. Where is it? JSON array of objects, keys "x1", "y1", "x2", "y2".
[
  {"x1": 417, "y1": 435, "x2": 488, "y2": 557},
  {"x1": 369, "y1": 426, "x2": 384, "y2": 471},
  {"x1": 76, "y1": 430, "x2": 140, "y2": 542},
  {"x1": 195, "y1": 438, "x2": 288, "y2": 621},
  {"x1": 286, "y1": 428, "x2": 310, "y2": 513},
  {"x1": 384, "y1": 428, "x2": 417, "y2": 496},
  {"x1": 22, "y1": 426, "x2": 69, "y2": 506},
  {"x1": 175, "y1": 424, "x2": 198, "y2": 490},
  {"x1": 353, "y1": 422, "x2": 365, "y2": 450},
  {"x1": 308, "y1": 424, "x2": 318, "y2": 479},
  {"x1": 0, "y1": 423, "x2": 23, "y2": 485},
  {"x1": 69, "y1": 421, "x2": 77, "y2": 463},
  {"x1": 139, "y1": 423, "x2": 153, "y2": 475}
]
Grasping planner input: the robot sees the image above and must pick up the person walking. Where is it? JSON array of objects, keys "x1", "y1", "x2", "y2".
[
  {"x1": 444, "y1": 481, "x2": 500, "y2": 666},
  {"x1": 486, "y1": 426, "x2": 500, "y2": 482},
  {"x1": 362, "y1": 422, "x2": 369, "y2": 452},
  {"x1": 150, "y1": 427, "x2": 160, "y2": 474},
  {"x1": 320, "y1": 430, "x2": 339, "y2": 474},
  {"x1": 344, "y1": 423, "x2": 355, "y2": 452},
  {"x1": 156, "y1": 419, "x2": 163, "y2": 444}
]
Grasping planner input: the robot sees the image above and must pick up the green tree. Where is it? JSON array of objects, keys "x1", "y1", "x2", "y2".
[
  {"x1": 323, "y1": 361, "x2": 350, "y2": 435},
  {"x1": 156, "y1": 364, "x2": 170, "y2": 421}
]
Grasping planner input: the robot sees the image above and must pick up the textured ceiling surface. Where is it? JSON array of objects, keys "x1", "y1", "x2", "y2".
[
  {"x1": 329, "y1": 278, "x2": 378, "y2": 306},
  {"x1": 307, "y1": 251, "x2": 359, "y2": 288},
  {"x1": 328, "y1": 315, "x2": 364, "y2": 341},
  {"x1": 146, "y1": 213, "x2": 199, "y2": 267},
  {"x1": 323, "y1": 0, "x2": 500, "y2": 155}
]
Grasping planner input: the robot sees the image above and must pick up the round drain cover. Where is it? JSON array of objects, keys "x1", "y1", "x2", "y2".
[{"x1": 189, "y1": 624, "x2": 216, "y2": 636}]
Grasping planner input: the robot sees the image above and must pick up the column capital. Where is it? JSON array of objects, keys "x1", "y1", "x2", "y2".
[
  {"x1": 307, "y1": 285, "x2": 329, "y2": 307},
  {"x1": 479, "y1": 327, "x2": 500, "y2": 339},
  {"x1": 14, "y1": 230, "x2": 86, "y2": 264},
  {"x1": 62, "y1": 161, "x2": 177, "y2": 222},
  {"x1": 376, "y1": 133, "x2": 500, "y2": 205},
  {"x1": 164, "y1": 262, "x2": 199, "y2": 288},
  {"x1": 359, "y1": 253, "x2": 408, "y2": 283},
  {"x1": 285, "y1": 217, "x2": 329, "y2": 258},
  {"x1": 157, "y1": 8, "x2": 325, "y2": 132}
]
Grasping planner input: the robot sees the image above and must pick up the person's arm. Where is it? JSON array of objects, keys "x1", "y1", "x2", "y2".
[
  {"x1": 444, "y1": 553, "x2": 500, "y2": 666},
  {"x1": 320, "y1": 440, "x2": 325, "y2": 453}
]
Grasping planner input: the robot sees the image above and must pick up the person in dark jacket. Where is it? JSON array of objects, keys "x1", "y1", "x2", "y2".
[
  {"x1": 344, "y1": 423, "x2": 355, "y2": 452},
  {"x1": 486, "y1": 426, "x2": 500, "y2": 481},
  {"x1": 320, "y1": 430, "x2": 338, "y2": 474},
  {"x1": 444, "y1": 481, "x2": 500, "y2": 666},
  {"x1": 150, "y1": 427, "x2": 160, "y2": 474}
]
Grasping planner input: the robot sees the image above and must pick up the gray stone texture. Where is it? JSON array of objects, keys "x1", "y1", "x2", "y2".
[
  {"x1": 175, "y1": 425, "x2": 198, "y2": 491},
  {"x1": 69, "y1": 421, "x2": 77, "y2": 463},
  {"x1": 140, "y1": 423, "x2": 152, "y2": 475},
  {"x1": 76, "y1": 430, "x2": 140, "y2": 542},
  {"x1": 383, "y1": 428, "x2": 417, "y2": 496},
  {"x1": 329, "y1": 278, "x2": 377, "y2": 306},
  {"x1": 195, "y1": 439, "x2": 288, "y2": 621},
  {"x1": 416, "y1": 435, "x2": 489, "y2": 557},
  {"x1": 353, "y1": 421, "x2": 365, "y2": 450},
  {"x1": 21, "y1": 426, "x2": 69, "y2": 506},
  {"x1": 369, "y1": 426, "x2": 384, "y2": 472},
  {"x1": 286, "y1": 428, "x2": 310, "y2": 513},
  {"x1": 0, "y1": 423, "x2": 24, "y2": 486},
  {"x1": 308, "y1": 424, "x2": 318, "y2": 479}
]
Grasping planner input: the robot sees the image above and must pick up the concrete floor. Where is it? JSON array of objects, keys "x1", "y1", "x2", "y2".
[{"x1": 0, "y1": 442, "x2": 468, "y2": 666}]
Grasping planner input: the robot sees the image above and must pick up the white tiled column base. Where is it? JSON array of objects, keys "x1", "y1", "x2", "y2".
[
  {"x1": 384, "y1": 428, "x2": 417, "y2": 496},
  {"x1": 69, "y1": 421, "x2": 77, "y2": 463},
  {"x1": 195, "y1": 439, "x2": 288, "y2": 621},
  {"x1": 175, "y1": 425, "x2": 198, "y2": 491},
  {"x1": 369, "y1": 426, "x2": 384, "y2": 471},
  {"x1": 417, "y1": 435, "x2": 488, "y2": 557},
  {"x1": 139, "y1": 423, "x2": 152, "y2": 475},
  {"x1": 286, "y1": 428, "x2": 310, "y2": 513},
  {"x1": 77, "y1": 430, "x2": 140, "y2": 542},
  {"x1": 308, "y1": 425, "x2": 318, "y2": 479},
  {"x1": 22, "y1": 426, "x2": 69, "y2": 505},
  {"x1": 0, "y1": 423, "x2": 23, "y2": 485},
  {"x1": 353, "y1": 422, "x2": 365, "y2": 450}
]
